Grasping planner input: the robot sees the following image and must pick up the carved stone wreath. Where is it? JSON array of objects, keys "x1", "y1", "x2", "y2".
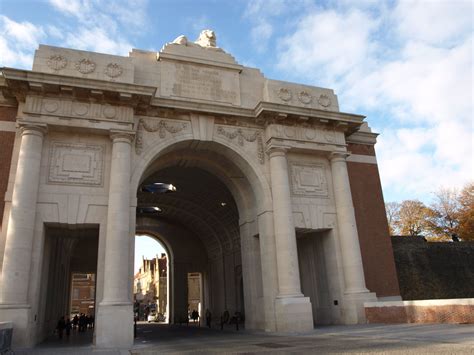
[
  {"x1": 297, "y1": 90, "x2": 312, "y2": 104},
  {"x1": 277, "y1": 88, "x2": 292, "y2": 102},
  {"x1": 216, "y1": 126, "x2": 264, "y2": 164},
  {"x1": 135, "y1": 119, "x2": 188, "y2": 154},
  {"x1": 104, "y1": 63, "x2": 123, "y2": 78},
  {"x1": 318, "y1": 94, "x2": 331, "y2": 107},
  {"x1": 47, "y1": 55, "x2": 67, "y2": 72},
  {"x1": 75, "y1": 58, "x2": 96, "y2": 74}
]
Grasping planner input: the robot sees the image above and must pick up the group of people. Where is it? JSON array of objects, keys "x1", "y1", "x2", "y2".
[{"x1": 56, "y1": 313, "x2": 94, "y2": 339}]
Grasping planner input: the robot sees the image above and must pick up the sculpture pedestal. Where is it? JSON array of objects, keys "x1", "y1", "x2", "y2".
[{"x1": 274, "y1": 296, "x2": 313, "y2": 332}]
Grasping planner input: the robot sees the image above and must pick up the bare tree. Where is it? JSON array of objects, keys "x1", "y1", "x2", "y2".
[
  {"x1": 385, "y1": 202, "x2": 400, "y2": 235},
  {"x1": 429, "y1": 187, "x2": 460, "y2": 238}
]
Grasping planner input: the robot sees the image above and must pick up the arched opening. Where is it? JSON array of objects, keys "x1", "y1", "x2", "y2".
[
  {"x1": 133, "y1": 235, "x2": 169, "y2": 324},
  {"x1": 133, "y1": 139, "x2": 271, "y2": 333}
]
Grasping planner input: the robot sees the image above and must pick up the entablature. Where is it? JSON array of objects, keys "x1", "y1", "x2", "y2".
[{"x1": 1, "y1": 68, "x2": 156, "y2": 105}]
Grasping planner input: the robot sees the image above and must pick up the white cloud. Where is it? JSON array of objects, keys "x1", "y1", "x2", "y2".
[
  {"x1": 0, "y1": 16, "x2": 45, "y2": 68},
  {"x1": 274, "y1": 1, "x2": 472, "y2": 201},
  {"x1": 45, "y1": 0, "x2": 149, "y2": 55},
  {"x1": 393, "y1": 0, "x2": 472, "y2": 45},
  {"x1": 277, "y1": 9, "x2": 378, "y2": 82},
  {"x1": 250, "y1": 20, "x2": 273, "y2": 52},
  {"x1": 65, "y1": 27, "x2": 132, "y2": 55}
]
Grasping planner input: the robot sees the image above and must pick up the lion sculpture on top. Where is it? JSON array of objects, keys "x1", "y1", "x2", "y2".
[
  {"x1": 194, "y1": 29, "x2": 217, "y2": 47},
  {"x1": 172, "y1": 29, "x2": 218, "y2": 49}
]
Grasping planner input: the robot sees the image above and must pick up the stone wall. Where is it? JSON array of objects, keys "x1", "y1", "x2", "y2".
[{"x1": 391, "y1": 237, "x2": 474, "y2": 300}]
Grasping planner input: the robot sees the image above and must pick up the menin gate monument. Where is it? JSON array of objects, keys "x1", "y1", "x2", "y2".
[{"x1": 0, "y1": 30, "x2": 400, "y2": 348}]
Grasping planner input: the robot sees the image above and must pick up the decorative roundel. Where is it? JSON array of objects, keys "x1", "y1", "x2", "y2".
[
  {"x1": 105, "y1": 63, "x2": 123, "y2": 78},
  {"x1": 297, "y1": 90, "x2": 312, "y2": 104},
  {"x1": 75, "y1": 58, "x2": 96, "y2": 74},
  {"x1": 43, "y1": 100, "x2": 59, "y2": 113},
  {"x1": 318, "y1": 94, "x2": 331, "y2": 107},
  {"x1": 73, "y1": 102, "x2": 89, "y2": 116},
  {"x1": 103, "y1": 105, "x2": 117, "y2": 118},
  {"x1": 47, "y1": 55, "x2": 67, "y2": 71},
  {"x1": 277, "y1": 87, "x2": 292, "y2": 102}
]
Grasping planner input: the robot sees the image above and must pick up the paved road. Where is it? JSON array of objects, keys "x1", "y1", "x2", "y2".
[{"x1": 15, "y1": 322, "x2": 474, "y2": 354}]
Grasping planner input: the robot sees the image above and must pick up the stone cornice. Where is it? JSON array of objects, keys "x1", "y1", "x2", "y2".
[
  {"x1": 255, "y1": 101, "x2": 365, "y2": 133},
  {"x1": 346, "y1": 130, "x2": 379, "y2": 145},
  {"x1": 1, "y1": 68, "x2": 156, "y2": 104}
]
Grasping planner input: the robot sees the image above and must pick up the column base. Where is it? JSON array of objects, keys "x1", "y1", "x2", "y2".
[
  {"x1": 342, "y1": 292, "x2": 377, "y2": 324},
  {"x1": 0, "y1": 304, "x2": 34, "y2": 348},
  {"x1": 274, "y1": 296, "x2": 313, "y2": 332},
  {"x1": 95, "y1": 302, "x2": 133, "y2": 349}
]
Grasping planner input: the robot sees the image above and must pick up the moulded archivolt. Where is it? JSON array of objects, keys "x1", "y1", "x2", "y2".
[
  {"x1": 290, "y1": 163, "x2": 328, "y2": 197},
  {"x1": 48, "y1": 142, "x2": 105, "y2": 186}
]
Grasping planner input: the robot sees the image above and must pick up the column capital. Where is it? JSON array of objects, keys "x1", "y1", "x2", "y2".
[
  {"x1": 18, "y1": 123, "x2": 47, "y2": 138},
  {"x1": 110, "y1": 130, "x2": 135, "y2": 144},
  {"x1": 266, "y1": 146, "x2": 289, "y2": 158},
  {"x1": 329, "y1": 151, "x2": 350, "y2": 162}
]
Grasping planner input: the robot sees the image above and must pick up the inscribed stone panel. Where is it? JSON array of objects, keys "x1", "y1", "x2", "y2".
[{"x1": 160, "y1": 61, "x2": 240, "y2": 105}]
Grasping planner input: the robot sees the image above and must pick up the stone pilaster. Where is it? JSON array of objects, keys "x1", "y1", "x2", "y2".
[
  {"x1": 330, "y1": 152, "x2": 376, "y2": 323},
  {"x1": 0, "y1": 124, "x2": 46, "y2": 347},
  {"x1": 267, "y1": 147, "x2": 313, "y2": 332},
  {"x1": 96, "y1": 130, "x2": 134, "y2": 348}
]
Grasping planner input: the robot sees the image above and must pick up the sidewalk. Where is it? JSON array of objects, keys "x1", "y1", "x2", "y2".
[{"x1": 14, "y1": 322, "x2": 474, "y2": 354}]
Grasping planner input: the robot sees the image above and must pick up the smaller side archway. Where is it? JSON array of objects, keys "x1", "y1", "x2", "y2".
[{"x1": 136, "y1": 219, "x2": 208, "y2": 325}]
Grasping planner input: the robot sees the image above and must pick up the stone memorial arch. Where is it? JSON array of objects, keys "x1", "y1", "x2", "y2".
[{"x1": 0, "y1": 30, "x2": 400, "y2": 348}]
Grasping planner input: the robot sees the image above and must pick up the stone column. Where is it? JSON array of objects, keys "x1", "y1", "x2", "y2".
[
  {"x1": 0, "y1": 124, "x2": 46, "y2": 347},
  {"x1": 267, "y1": 147, "x2": 313, "y2": 332},
  {"x1": 330, "y1": 152, "x2": 369, "y2": 294},
  {"x1": 330, "y1": 152, "x2": 375, "y2": 324},
  {"x1": 268, "y1": 147, "x2": 302, "y2": 297},
  {"x1": 0, "y1": 124, "x2": 46, "y2": 305},
  {"x1": 96, "y1": 130, "x2": 134, "y2": 348}
]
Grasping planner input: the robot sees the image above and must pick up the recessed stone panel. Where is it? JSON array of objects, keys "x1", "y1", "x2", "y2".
[
  {"x1": 48, "y1": 142, "x2": 104, "y2": 186},
  {"x1": 290, "y1": 163, "x2": 328, "y2": 197}
]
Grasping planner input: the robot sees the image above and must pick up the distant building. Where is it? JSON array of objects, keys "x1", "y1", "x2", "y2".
[
  {"x1": 70, "y1": 273, "x2": 95, "y2": 316},
  {"x1": 134, "y1": 254, "x2": 168, "y2": 316}
]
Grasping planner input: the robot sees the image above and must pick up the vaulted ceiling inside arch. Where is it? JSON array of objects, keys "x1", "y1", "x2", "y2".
[{"x1": 137, "y1": 165, "x2": 240, "y2": 258}]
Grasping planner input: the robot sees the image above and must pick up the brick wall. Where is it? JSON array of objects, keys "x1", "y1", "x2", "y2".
[
  {"x1": 0, "y1": 105, "x2": 17, "y2": 228},
  {"x1": 365, "y1": 300, "x2": 474, "y2": 324},
  {"x1": 347, "y1": 143, "x2": 400, "y2": 298}
]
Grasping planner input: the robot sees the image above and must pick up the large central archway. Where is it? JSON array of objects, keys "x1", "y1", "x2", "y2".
[{"x1": 132, "y1": 139, "x2": 275, "y2": 330}]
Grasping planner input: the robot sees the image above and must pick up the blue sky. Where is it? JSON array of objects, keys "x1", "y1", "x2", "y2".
[
  {"x1": 1, "y1": 0, "x2": 472, "y2": 206},
  {"x1": 134, "y1": 235, "x2": 166, "y2": 273}
]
